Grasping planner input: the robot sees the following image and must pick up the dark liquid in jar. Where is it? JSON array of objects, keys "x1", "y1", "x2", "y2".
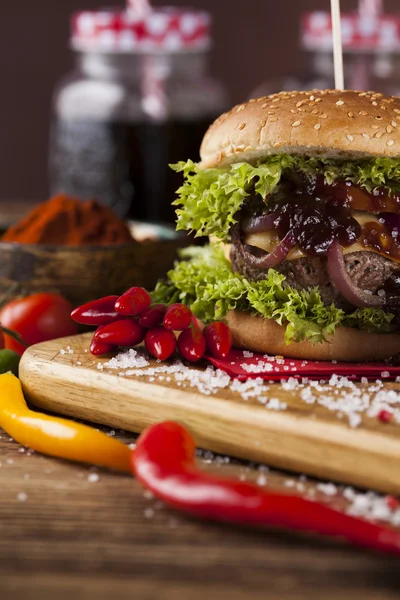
[{"x1": 49, "y1": 118, "x2": 215, "y2": 221}]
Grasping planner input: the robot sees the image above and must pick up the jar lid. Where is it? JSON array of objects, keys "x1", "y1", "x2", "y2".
[
  {"x1": 72, "y1": 7, "x2": 211, "y2": 53},
  {"x1": 301, "y1": 11, "x2": 400, "y2": 52}
]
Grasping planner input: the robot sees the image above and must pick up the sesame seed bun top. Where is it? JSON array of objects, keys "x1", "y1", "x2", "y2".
[{"x1": 199, "y1": 89, "x2": 400, "y2": 169}]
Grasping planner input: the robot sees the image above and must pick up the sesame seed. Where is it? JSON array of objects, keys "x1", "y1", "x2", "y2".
[
  {"x1": 371, "y1": 124, "x2": 380, "y2": 129},
  {"x1": 273, "y1": 142, "x2": 281, "y2": 148},
  {"x1": 320, "y1": 113, "x2": 328, "y2": 119},
  {"x1": 292, "y1": 121, "x2": 301, "y2": 127},
  {"x1": 310, "y1": 95, "x2": 315, "y2": 101},
  {"x1": 311, "y1": 109, "x2": 319, "y2": 115},
  {"x1": 387, "y1": 125, "x2": 394, "y2": 133},
  {"x1": 315, "y1": 98, "x2": 322, "y2": 103},
  {"x1": 372, "y1": 101, "x2": 378, "y2": 106},
  {"x1": 261, "y1": 103, "x2": 268, "y2": 109},
  {"x1": 348, "y1": 112, "x2": 354, "y2": 118},
  {"x1": 394, "y1": 109, "x2": 400, "y2": 114},
  {"x1": 336, "y1": 100, "x2": 344, "y2": 106},
  {"x1": 236, "y1": 105, "x2": 245, "y2": 112},
  {"x1": 362, "y1": 133, "x2": 370, "y2": 139},
  {"x1": 269, "y1": 117, "x2": 277, "y2": 122},
  {"x1": 346, "y1": 134, "x2": 354, "y2": 142},
  {"x1": 314, "y1": 123, "x2": 321, "y2": 130},
  {"x1": 268, "y1": 110, "x2": 275, "y2": 114},
  {"x1": 387, "y1": 139, "x2": 395, "y2": 146},
  {"x1": 359, "y1": 110, "x2": 368, "y2": 116},
  {"x1": 238, "y1": 122, "x2": 246, "y2": 130},
  {"x1": 375, "y1": 131, "x2": 383, "y2": 138},
  {"x1": 272, "y1": 98, "x2": 280, "y2": 103},
  {"x1": 392, "y1": 120, "x2": 398, "y2": 127},
  {"x1": 359, "y1": 92, "x2": 367, "y2": 96}
]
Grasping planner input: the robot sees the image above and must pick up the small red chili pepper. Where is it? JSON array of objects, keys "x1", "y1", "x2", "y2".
[
  {"x1": 71, "y1": 296, "x2": 120, "y2": 326},
  {"x1": 133, "y1": 421, "x2": 400, "y2": 557},
  {"x1": 145, "y1": 327, "x2": 176, "y2": 360},
  {"x1": 386, "y1": 495, "x2": 400, "y2": 511},
  {"x1": 204, "y1": 322, "x2": 232, "y2": 359},
  {"x1": 163, "y1": 304, "x2": 193, "y2": 331},
  {"x1": 139, "y1": 304, "x2": 167, "y2": 328},
  {"x1": 115, "y1": 287, "x2": 152, "y2": 317},
  {"x1": 94, "y1": 319, "x2": 145, "y2": 347},
  {"x1": 89, "y1": 336, "x2": 114, "y2": 356},
  {"x1": 378, "y1": 409, "x2": 393, "y2": 423},
  {"x1": 178, "y1": 327, "x2": 206, "y2": 362}
]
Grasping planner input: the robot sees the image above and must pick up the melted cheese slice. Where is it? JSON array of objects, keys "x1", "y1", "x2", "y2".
[{"x1": 243, "y1": 212, "x2": 381, "y2": 261}]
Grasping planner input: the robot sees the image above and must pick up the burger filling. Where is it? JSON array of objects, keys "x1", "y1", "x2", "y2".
[
  {"x1": 154, "y1": 155, "x2": 400, "y2": 344},
  {"x1": 231, "y1": 173, "x2": 400, "y2": 311}
]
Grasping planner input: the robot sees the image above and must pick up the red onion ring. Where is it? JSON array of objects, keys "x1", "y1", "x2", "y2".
[
  {"x1": 327, "y1": 240, "x2": 385, "y2": 308},
  {"x1": 232, "y1": 222, "x2": 295, "y2": 270},
  {"x1": 241, "y1": 211, "x2": 279, "y2": 234}
]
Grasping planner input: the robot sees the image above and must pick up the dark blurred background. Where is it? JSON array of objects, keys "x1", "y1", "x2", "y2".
[{"x1": 0, "y1": 0, "x2": 398, "y2": 202}]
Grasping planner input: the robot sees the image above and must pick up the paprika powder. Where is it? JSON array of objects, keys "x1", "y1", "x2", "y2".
[{"x1": 2, "y1": 195, "x2": 134, "y2": 246}]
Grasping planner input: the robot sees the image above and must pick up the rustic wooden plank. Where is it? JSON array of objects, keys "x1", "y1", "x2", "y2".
[
  {"x1": 19, "y1": 333, "x2": 400, "y2": 495},
  {"x1": 0, "y1": 427, "x2": 400, "y2": 599}
]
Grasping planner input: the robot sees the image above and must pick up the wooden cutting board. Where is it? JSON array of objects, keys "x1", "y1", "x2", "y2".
[{"x1": 19, "y1": 333, "x2": 400, "y2": 495}]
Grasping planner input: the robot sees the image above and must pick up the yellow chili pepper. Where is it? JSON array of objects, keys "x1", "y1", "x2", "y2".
[{"x1": 0, "y1": 374, "x2": 131, "y2": 473}]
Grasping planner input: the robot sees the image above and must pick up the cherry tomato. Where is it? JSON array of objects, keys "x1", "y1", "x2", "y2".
[
  {"x1": 0, "y1": 293, "x2": 78, "y2": 355},
  {"x1": 0, "y1": 329, "x2": 4, "y2": 351}
]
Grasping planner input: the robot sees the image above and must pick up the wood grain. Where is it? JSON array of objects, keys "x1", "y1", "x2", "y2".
[
  {"x1": 1, "y1": 426, "x2": 400, "y2": 600},
  {"x1": 19, "y1": 333, "x2": 400, "y2": 495},
  {"x1": 0, "y1": 237, "x2": 183, "y2": 306}
]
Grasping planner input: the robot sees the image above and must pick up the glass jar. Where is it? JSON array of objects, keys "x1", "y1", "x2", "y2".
[
  {"x1": 49, "y1": 8, "x2": 227, "y2": 221},
  {"x1": 251, "y1": 11, "x2": 400, "y2": 100}
]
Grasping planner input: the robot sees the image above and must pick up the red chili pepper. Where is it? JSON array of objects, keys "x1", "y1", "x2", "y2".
[
  {"x1": 204, "y1": 322, "x2": 232, "y2": 359},
  {"x1": 133, "y1": 421, "x2": 400, "y2": 557},
  {"x1": 145, "y1": 327, "x2": 176, "y2": 360},
  {"x1": 139, "y1": 304, "x2": 167, "y2": 328},
  {"x1": 177, "y1": 327, "x2": 206, "y2": 362},
  {"x1": 71, "y1": 296, "x2": 120, "y2": 326},
  {"x1": 94, "y1": 319, "x2": 145, "y2": 347},
  {"x1": 378, "y1": 409, "x2": 393, "y2": 423},
  {"x1": 163, "y1": 304, "x2": 193, "y2": 331},
  {"x1": 115, "y1": 287, "x2": 152, "y2": 317},
  {"x1": 89, "y1": 336, "x2": 114, "y2": 356}
]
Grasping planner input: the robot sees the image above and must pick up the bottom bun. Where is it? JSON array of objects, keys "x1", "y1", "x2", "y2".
[{"x1": 225, "y1": 310, "x2": 400, "y2": 362}]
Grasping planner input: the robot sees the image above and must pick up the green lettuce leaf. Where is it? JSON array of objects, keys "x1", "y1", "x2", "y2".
[
  {"x1": 171, "y1": 156, "x2": 400, "y2": 242},
  {"x1": 152, "y1": 245, "x2": 395, "y2": 345}
]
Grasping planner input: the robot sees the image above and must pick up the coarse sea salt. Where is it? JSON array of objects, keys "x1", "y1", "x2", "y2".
[
  {"x1": 241, "y1": 361, "x2": 273, "y2": 373},
  {"x1": 104, "y1": 348, "x2": 150, "y2": 370},
  {"x1": 97, "y1": 348, "x2": 400, "y2": 428}
]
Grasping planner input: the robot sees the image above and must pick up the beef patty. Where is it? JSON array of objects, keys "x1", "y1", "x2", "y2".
[{"x1": 230, "y1": 245, "x2": 399, "y2": 310}]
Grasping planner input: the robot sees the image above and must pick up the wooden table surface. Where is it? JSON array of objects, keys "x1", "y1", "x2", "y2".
[{"x1": 1, "y1": 424, "x2": 400, "y2": 600}]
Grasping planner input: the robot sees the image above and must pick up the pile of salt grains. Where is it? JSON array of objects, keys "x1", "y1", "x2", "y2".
[
  {"x1": 58, "y1": 344, "x2": 400, "y2": 527},
  {"x1": 98, "y1": 347, "x2": 400, "y2": 428}
]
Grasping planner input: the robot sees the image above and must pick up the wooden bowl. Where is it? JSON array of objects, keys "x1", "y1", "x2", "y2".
[{"x1": 0, "y1": 236, "x2": 188, "y2": 307}]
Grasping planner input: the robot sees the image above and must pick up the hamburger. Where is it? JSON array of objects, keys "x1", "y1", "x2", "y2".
[{"x1": 154, "y1": 89, "x2": 400, "y2": 362}]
